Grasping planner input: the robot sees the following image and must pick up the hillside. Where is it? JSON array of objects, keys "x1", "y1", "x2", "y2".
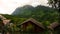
[{"x1": 12, "y1": 5, "x2": 58, "y2": 23}]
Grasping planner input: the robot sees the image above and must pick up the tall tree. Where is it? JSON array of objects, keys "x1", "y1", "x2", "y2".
[
  {"x1": 48, "y1": 0, "x2": 60, "y2": 23},
  {"x1": 48, "y1": 0, "x2": 60, "y2": 10}
]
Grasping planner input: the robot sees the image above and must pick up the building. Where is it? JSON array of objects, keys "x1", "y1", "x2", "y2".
[
  {"x1": 0, "y1": 15, "x2": 10, "y2": 34},
  {"x1": 19, "y1": 18, "x2": 45, "y2": 33},
  {"x1": 48, "y1": 22, "x2": 60, "y2": 34}
]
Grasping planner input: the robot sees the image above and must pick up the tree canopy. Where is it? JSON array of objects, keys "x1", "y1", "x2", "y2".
[
  {"x1": 12, "y1": 5, "x2": 58, "y2": 23},
  {"x1": 48, "y1": 0, "x2": 60, "y2": 9}
]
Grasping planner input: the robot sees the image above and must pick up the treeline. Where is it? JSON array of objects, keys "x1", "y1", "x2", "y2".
[
  {"x1": 0, "y1": 5, "x2": 59, "y2": 34},
  {"x1": 12, "y1": 5, "x2": 58, "y2": 25}
]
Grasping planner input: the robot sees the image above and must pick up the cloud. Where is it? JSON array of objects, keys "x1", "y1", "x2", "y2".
[{"x1": 0, "y1": 0, "x2": 49, "y2": 14}]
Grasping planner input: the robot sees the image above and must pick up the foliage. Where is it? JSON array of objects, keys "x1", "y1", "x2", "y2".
[
  {"x1": 0, "y1": 5, "x2": 59, "y2": 34},
  {"x1": 26, "y1": 24, "x2": 34, "y2": 32},
  {"x1": 48, "y1": 0, "x2": 60, "y2": 9},
  {"x1": 12, "y1": 5, "x2": 58, "y2": 24}
]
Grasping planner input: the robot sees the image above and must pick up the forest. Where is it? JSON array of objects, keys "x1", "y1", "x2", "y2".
[{"x1": 0, "y1": 5, "x2": 59, "y2": 34}]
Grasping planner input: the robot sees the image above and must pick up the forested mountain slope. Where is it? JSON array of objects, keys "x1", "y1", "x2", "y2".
[{"x1": 12, "y1": 5, "x2": 58, "y2": 23}]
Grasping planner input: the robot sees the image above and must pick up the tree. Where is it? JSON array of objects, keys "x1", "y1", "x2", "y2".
[
  {"x1": 48, "y1": 0, "x2": 60, "y2": 10},
  {"x1": 48, "y1": 0, "x2": 60, "y2": 23}
]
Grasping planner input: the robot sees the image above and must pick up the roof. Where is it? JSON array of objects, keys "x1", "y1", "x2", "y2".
[
  {"x1": 0, "y1": 15, "x2": 6, "y2": 20},
  {"x1": 0, "y1": 15, "x2": 11, "y2": 25},
  {"x1": 3, "y1": 19, "x2": 11, "y2": 25},
  {"x1": 48, "y1": 22, "x2": 59, "y2": 30},
  {"x1": 20, "y1": 18, "x2": 45, "y2": 29}
]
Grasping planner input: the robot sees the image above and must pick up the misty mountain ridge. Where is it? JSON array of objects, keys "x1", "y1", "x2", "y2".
[
  {"x1": 12, "y1": 5, "x2": 56, "y2": 16},
  {"x1": 12, "y1": 5, "x2": 34, "y2": 15},
  {"x1": 12, "y1": 5, "x2": 58, "y2": 22}
]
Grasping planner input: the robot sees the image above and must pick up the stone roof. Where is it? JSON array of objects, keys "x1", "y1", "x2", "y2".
[
  {"x1": 0, "y1": 15, "x2": 11, "y2": 25},
  {"x1": 0, "y1": 15, "x2": 6, "y2": 20},
  {"x1": 20, "y1": 18, "x2": 45, "y2": 29},
  {"x1": 48, "y1": 22, "x2": 59, "y2": 30}
]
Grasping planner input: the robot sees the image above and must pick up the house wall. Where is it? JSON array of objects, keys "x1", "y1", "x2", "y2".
[
  {"x1": 20, "y1": 21, "x2": 44, "y2": 32},
  {"x1": 54, "y1": 25, "x2": 60, "y2": 34},
  {"x1": 0, "y1": 21, "x2": 4, "y2": 33}
]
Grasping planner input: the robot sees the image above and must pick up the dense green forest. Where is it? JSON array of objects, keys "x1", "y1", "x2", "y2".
[
  {"x1": 0, "y1": 5, "x2": 58, "y2": 26},
  {"x1": 0, "y1": 5, "x2": 59, "y2": 34},
  {"x1": 12, "y1": 5, "x2": 58, "y2": 25}
]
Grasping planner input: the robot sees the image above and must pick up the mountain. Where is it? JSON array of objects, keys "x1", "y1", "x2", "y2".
[
  {"x1": 12, "y1": 5, "x2": 34, "y2": 17},
  {"x1": 12, "y1": 5, "x2": 58, "y2": 22}
]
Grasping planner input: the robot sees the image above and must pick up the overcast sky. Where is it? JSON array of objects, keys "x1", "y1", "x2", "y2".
[{"x1": 0, "y1": 0, "x2": 49, "y2": 14}]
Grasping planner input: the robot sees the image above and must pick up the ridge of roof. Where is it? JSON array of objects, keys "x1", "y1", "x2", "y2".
[
  {"x1": 20, "y1": 18, "x2": 45, "y2": 29},
  {"x1": 0, "y1": 15, "x2": 6, "y2": 20},
  {"x1": 48, "y1": 22, "x2": 59, "y2": 30}
]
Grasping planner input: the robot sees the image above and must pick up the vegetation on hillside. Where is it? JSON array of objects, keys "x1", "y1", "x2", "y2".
[
  {"x1": 12, "y1": 5, "x2": 58, "y2": 25},
  {"x1": 0, "y1": 5, "x2": 59, "y2": 34}
]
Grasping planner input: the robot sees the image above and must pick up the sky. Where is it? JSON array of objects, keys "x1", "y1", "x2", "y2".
[{"x1": 0, "y1": 0, "x2": 49, "y2": 15}]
